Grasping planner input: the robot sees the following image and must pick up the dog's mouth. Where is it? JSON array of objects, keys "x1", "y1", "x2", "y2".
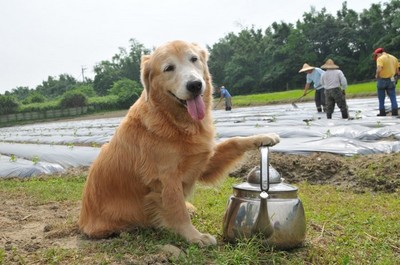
[
  {"x1": 168, "y1": 91, "x2": 206, "y2": 121},
  {"x1": 169, "y1": 91, "x2": 187, "y2": 106}
]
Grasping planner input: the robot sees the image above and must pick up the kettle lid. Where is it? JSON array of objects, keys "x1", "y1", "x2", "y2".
[{"x1": 247, "y1": 166, "x2": 281, "y2": 184}]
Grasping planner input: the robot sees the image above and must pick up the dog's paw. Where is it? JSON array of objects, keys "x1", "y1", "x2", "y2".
[
  {"x1": 253, "y1": 133, "x2": 280, "y2": 147},
  {"x1": 190, "y1": 233, "x2": 217, "y2": 247}
]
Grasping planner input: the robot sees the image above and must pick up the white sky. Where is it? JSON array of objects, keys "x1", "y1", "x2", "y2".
[{"x1": 0, "y1": 0, "x2": 383, "y2": 94}]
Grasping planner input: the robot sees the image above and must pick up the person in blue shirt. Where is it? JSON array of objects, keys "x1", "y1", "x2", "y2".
[
  {"x1": 218, "y1": 85, "x2": 232, "y2": 111},
  {"x1": 299, "y1": 63, "x2": 326, "y2": 113}
]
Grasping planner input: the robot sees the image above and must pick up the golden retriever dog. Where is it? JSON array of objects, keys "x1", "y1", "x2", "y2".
[{"x1": 78, "y1": 40, "x2": 280, "y2": 247}]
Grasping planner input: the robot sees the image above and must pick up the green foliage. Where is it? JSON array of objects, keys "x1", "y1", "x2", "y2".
[
  {"x1": 71, "y1": 84, "x2": 97, "y2": 97},
  {"x1": 8, "y1": 86, "x2": 32, "y2": 101},
  {"x1": 109, "y1": 78, "x2": 143, "y2": 109},
  {"x1": 0, "y1": 95, "x2": 20, "y2": 114},
  {"x1": 88, "y1": 95, "x2": 119, "y2": 111},
  {"x1": 36, "y1": 74, "x2": 78, "y2": 99},
  {"x1": 22, "y1": 92, "x2": 46, "y2": 104},
  {"x1": 59, "y1": 90, "x2": 88, "y2": 108},
  {"x1": 93, "y1": 38, "x2": 150, "y2": 96},
  {"x1": 208, "y1": 1, "x2": 400, "y2": 95},
  {"x1": 18, "y1": 100, "x2": 59, "y2": 113}
]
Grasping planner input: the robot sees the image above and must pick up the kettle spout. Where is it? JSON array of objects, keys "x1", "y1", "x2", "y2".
[{"x1": 251, "y1": 191, "x2": 274, "y2": 238}]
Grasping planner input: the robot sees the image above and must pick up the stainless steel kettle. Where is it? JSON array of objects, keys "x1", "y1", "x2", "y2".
[{"x1": 222, "y1": 146, "x2": 306, "y2": 249}]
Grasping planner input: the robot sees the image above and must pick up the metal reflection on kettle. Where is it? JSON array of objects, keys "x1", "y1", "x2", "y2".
[{"x1": 222, "y1": 146, "x2": 306, "y2": 249}]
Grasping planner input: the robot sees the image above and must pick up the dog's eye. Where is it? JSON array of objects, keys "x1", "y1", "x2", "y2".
[
  {"x1": 164, "y1": 65, "x2": 175, "y2": 72},
  {"x1": 190, "y1": 56, "x2": 198, "y2": 63}
]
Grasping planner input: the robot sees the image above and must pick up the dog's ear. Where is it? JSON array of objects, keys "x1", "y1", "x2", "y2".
[
  {"x1": 140, "y1": 54, "x2": 151, "y2": 101},
  {"x1": 192, "y1": 43, "x2": 208, "y2": 63}
]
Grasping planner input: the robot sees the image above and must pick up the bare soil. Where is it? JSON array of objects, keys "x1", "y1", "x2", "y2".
[{"x1": 2, "y1": 151, "x2": 399, "y2": 264}]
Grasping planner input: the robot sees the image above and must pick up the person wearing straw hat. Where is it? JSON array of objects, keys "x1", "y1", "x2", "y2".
[
  {"x1": 217, "y1": 85, "x2": 232, "y2": 111},
  {"x1": 373, "y1": 47, "x2": 398, "y2": 116},
  {"x1": 299, "y1": 63, "x2": 326, "y2": 113},
  {"x1": 320, "y1": 59, "x2": 349, "y2": 119}
]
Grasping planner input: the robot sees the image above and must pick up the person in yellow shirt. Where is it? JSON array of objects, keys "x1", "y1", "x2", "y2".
[{"x1": 373, "y1": 48, "x2": 398, "y2": 116}]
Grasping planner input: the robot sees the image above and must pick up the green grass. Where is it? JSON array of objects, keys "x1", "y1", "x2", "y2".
[
  {"x1": 229, "y1": 82, "x2": 377, "y2": 107},
  {"x1": 0, "y1": 175, "x2": 85, "y2": 203},
  {"x1": 1, "y1": 176, "x2": 399, "y2": 264}
]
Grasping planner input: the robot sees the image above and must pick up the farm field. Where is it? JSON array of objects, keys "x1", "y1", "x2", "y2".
[{"x1": 0, "y1": 96, "x2": 399, "y2": 264}]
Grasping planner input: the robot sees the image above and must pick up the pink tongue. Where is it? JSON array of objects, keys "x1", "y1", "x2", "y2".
[{"x1": 187, "y1": 95, "x2": 206, "y2": 120}]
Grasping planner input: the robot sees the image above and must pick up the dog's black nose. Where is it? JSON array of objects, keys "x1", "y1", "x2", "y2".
[{"x1": 186, "y1": 80, "x2": 202, "y2": 96}]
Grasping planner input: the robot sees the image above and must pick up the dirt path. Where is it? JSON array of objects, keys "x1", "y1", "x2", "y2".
[{"x1": 0, "y1": 192, "x2": 81, "y2": 262}]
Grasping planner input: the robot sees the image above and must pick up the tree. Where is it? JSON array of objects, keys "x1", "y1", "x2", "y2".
[
  {"x1": 59, "y1": 90, "x2": 88, "y2": 108},
  {"x1": 9, "y1": 86, "x2": 32, "y2": 101},
  {"x1": 109, "y1": 78, "x2": 143, "y2": 109},
  {"x1": 22, "y1": 92, "x2": 46, "y2": 104},
  {"x1": 36, "y1": 74, "x2": 78, "y2": 99},
  {"x1": 93, "y1": 39, "x2": 150, "y2": 96},
  {"x1": 0, "y1": 95, "x2": 20, "y2": 114}
]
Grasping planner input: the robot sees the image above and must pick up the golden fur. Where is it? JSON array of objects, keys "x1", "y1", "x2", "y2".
[{"x1": 78, "y1": 40, "x2": 280, "y2": 246}]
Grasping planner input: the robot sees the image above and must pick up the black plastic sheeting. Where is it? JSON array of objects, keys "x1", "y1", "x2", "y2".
[{"x1": 1, "y1": 97, "x2": 399, "y2": 178}]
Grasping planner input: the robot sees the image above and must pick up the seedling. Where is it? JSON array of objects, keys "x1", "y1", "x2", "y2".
[
  {"x1": 32, "y1": 155, "x2": 40, "y2": 165},
  {"x1": 9, "y1": 154, "x2": 17, "y2": 162},
  {"x1": 355, "y1": 110, "x2": 362, "y2": 119},
  {"x1": 323, "y1": 129, "x2": 332, "y2": 139}
]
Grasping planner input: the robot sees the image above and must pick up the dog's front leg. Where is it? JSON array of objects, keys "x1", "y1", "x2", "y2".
[
  {"x1": 160, "y1": 182, "x2": 217, "y2": 247},
  {"x1": 199, "y1": 133, "x2": 280, "y2": 183}
]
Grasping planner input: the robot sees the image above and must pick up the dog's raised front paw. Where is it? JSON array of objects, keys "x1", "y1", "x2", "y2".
[{"x1": 253, "y1": 133, "x2": 280, "y2": 147}]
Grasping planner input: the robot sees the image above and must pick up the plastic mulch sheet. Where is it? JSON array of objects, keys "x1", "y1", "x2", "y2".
[{"x1": 1, "y1": 96, "x2": 399, "y2": 177}]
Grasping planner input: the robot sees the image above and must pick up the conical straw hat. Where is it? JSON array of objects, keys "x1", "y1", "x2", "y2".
[
  {"x1": 298, "y1": 63, "x2": 315, "y2": 73},
  {"x1": 321, "y1": 59, "x2": 339, "y2": 69}
]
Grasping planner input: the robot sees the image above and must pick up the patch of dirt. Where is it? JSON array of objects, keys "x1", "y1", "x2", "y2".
[
  {"x1": 231, "y1": 151, "x2": 400, "y2": 193},
  {"x1": 1, "y1": 152, "x2": 399, "y2": 264}
]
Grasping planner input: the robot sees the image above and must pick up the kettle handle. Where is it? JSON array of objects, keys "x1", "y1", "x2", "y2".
[{"x1": 259, "y1": 146, "x2": 270, "y2": 192}]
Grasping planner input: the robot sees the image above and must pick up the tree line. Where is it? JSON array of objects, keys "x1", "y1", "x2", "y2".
[
  {"x1": 208, "y1": 0, "x2": 400, "y2": 95},
  {"x1": 1, "y1": 1, "x2": 399, "y2": 115}
]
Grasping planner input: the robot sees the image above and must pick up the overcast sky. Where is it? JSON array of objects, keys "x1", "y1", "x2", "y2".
[{"x1": 0, "y1": 0, "x2": 383, "y2": 94}]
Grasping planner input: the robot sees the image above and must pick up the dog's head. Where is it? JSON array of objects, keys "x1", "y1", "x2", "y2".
[{"x1": 140, "y1": 40, "x2": 212, "y2": 121}]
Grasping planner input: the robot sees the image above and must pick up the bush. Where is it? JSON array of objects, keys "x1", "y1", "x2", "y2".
[
  {"x1": 109, "y1": 79, "x2": 143, "y2": 109},
  {"x1": 19, "y1": 100, "x2": 60, "y2": 113},
  {"x1": 22, "y1": 92, "x2": 46, "y2": 104},
  {"x1": 88, "y1": 95, "x2": 119, "y2": 111},
  {"x1": 0, "y1": 95, "x2": 20, "y2": 114},
  {"x1": 59, "y1": 90, "x2": 88, "y2": 108},
  {"x1": 71, "y1": 85, "x2": 97, "y2": 97}
]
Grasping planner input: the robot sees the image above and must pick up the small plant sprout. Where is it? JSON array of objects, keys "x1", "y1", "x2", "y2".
[
  {"x1": 376, "y1": 121, "x2": 382, "y2": 128},
  {"x1": 10, "y1": 154, "x2": 17, "y2": 162},
  {"x1": 67, "y1": 143, "x2": 75, "y2": 149},
  {"x1": 323, "y1": 129, "x2": 332, "y2": 139},
  {"x1": 32, "y1": 155, "x2": 40, "y2": 165},
  {"x1": 355, "y1": 110, "x2": 362, "y2": 119},
  {"x1": 302, "y1": 118, "x2": 314, "y2": 126}
]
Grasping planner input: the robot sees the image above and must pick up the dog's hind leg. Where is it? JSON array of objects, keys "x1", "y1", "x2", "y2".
[{"x1": 199, "y1": 134, "x2": 280, "y2": 184}]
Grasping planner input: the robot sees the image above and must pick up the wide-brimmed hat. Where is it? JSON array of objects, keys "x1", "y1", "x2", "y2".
[
  {"x1": 298, "y1": 63, "x2": 315, "y2": 73},
  {"x1": 321, "y1": 59, "x2": 339, "y2": 69},
  {"x1": 373, "y1": 47, "x2": 384, "y2": 61}
]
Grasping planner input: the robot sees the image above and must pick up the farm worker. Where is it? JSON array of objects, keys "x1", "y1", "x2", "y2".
[
  {"x1": 217, "y1": 85, "x2": 232, "y2": 111},
  {"x1": 298, "y1": 63, "x2": 326, "y2": 113},
  {"x1": 320, "y1": 59, "x2": 349, "y2": 119},
  {"x1": 373, "y1": 47, "x2": 398, "y2": 116}
]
